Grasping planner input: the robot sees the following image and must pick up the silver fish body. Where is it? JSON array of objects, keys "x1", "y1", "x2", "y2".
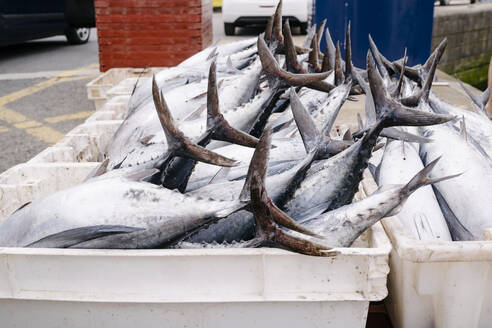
[
  {"x1": 419, "y1": 125, "x2": 492, "y2": 240},
  {"x1": 377, "y1": 138, "x2": 452, "y2": 241},
  {"x1": 0, "y1": 177, "x2": 243, "y2": 248}
]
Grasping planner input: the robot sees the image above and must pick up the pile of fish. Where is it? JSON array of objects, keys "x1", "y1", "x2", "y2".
[{"x1": 1, "y1": 1, "x2": 485, "y2": 255}]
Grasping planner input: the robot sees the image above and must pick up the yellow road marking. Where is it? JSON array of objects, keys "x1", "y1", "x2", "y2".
[
  {"x1": 25, "y1": 126, "x2": 64, "y2": 144},
  {"x1": 0, "y1": 126, "x2": 9, "y2": 133},
  {"x1": 45, "y1": 110, "x2": 95, "y2": 124},
  {"x1": 0, "y1": 63, "x2": 98, "y2": 107},
  {"x1": 14, "y1": 120, "x2": 42, "y2": 129},
  {"x1": 0, "y1": 63, "x2": 99, "y2": 144},
  {"x1": 0, "y1": 106, "x2": 27, "y2": 124}
]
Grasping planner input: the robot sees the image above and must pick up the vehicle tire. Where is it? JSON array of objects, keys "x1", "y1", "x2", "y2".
[
  {"x1": 439, "y1": 0, "x2": 450, "y2": 5},
  {"x1": 66, "y1": 27, "x2": 90, "y2": 45},
  {"x1": 300, "y1": 23, "x2": 308, "y2": 35},
  {"x1": 224, "y1": 23, "x2": 235, "y2": 36}
]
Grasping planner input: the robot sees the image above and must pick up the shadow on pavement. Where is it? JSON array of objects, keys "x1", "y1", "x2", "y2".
[{"x1": 0, "y1": 40, "x2": 69, "y2": 61}]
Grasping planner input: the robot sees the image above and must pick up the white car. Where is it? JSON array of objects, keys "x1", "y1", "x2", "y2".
[{"x1": 222, "y1": 0, "x2": 312, "y2": 36}]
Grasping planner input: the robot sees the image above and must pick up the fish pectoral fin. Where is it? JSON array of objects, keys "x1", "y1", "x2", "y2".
[
  {"x1": 124, "y1": 168, "x2": 160, "y2": 181},
  {"x1": 289, "y1": 88, "x2": 320, "y2": 153},
  {"x1": 26, "y1": 225, "x2": 145, "y2": 248},
  {"x1": 381, "y1": 127, "x2": 433, "y2": 144},
  {"x1": 206, "y1": 60, "x2": 259, "y2": 149}
]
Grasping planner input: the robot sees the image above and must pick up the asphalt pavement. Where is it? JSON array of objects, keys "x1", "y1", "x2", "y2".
[{"x1": 0, "y1": 29, "x2": 99, "y2": 173}]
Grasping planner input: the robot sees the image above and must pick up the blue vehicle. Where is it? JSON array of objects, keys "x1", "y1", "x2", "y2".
[{"x1": 0, "y1": 0, "x2": 95, "y2": 46}]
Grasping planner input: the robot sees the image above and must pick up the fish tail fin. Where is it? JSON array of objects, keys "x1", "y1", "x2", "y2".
[
  {"x1": 423, "y1": 38, "x2": 447, "y2": 73},
  {"x1": 402, "y1": 156, "x2": 462, "y2": 195},
  {"x1": 366, "y1": 52, "x2": 455, "y2": 128},
  {"x1": 249, "y1": 147, "x2": 338, "y2": 256},
  {"x1": 258, "y1": 37, "x2": 331, "y2": 87},
  {"x1": 151, "y1": 75, "x2": 239, "y2": 168},
  {"x1": 458, "y1": 80, "x2": 490, "y2": 116},
  {"x1": 272, "y1": 0, "x2": 283, "y2": 45},
  {"x1": 206, "y1": 61, "x2": 259, "y2": 148},
  {"x1": 239, "y1": 129, "x2": 272, "y2": 202}
]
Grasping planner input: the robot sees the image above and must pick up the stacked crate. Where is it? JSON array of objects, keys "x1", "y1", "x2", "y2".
[{"x1": 94, "y1": 0, "x2": 213, "y2": 71}]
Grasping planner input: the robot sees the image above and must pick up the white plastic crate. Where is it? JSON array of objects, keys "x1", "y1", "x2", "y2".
[
  {"x1": 0, "y1": 164, "x2": 391, "y2": 328},
  {"x1": 86, "y1": 68, "x2": 164, "y2": 109},
  {"x1": 362, "y1": 171, "x2": 492, "y2": 328},
  {"x1": 0, "y1": 75, "x2": 391, "y2": 328}
]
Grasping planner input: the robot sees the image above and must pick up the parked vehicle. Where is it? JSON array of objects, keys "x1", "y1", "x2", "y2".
[
  {"x1": 222, "y1": 0, "x2": 312, "y2": 36},
  {"x1": 0, "y1": 0, "x2": 95, "y2": 46}
]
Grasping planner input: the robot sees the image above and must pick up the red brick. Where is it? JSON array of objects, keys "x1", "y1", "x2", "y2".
[{"x1": 95, "y1": 0, "x2": 212, "y2": 70}]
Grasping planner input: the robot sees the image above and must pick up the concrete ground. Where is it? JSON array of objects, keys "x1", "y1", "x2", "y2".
[{"x1": 0, "y1": 29, "x2": 99, "y2": 173}]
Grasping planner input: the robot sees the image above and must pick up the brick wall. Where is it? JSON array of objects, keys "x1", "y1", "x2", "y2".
[
  {"x1": 95, "y1": 0, "x2": 213, "y2": 72},
  {"x1": 433, "y1": 3, "x2": 492, "y2": 89}
]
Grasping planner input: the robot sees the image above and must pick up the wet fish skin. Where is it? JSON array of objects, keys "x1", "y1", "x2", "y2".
[
  {"x1": 0, "y1": 176, "x2": 245, "y2": 248},
  {"x1": 419, "y1": 124, "x2": 492, "y2": 240},
  {"x1": 377, "y1": 138, "x2": 452, "y2": 241},
  {"x1": 298, "y1": 158, "x2": 454, "y2": 247}
]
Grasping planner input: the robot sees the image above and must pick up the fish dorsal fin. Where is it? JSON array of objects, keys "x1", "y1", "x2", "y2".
[
  {"x1": 303, "y1": 23, "x2": 316, "y2": 49},
  {"x1": 289, "y1": 88, "x2": 320, "y2": 153},
  {"x1": 394, "y1": 48, "x2": 407, "y2": 98},
  {"x1": 357, "y1": 112, "x2": 365, "y2": 130},
  {"x1": 283, "y1": 19, "x2": 304, "y2": 73},
  {"x1": 368, "y1": 34, "x2": 390, "y2": 82},
  {"x1": 226, "y1": 56, "x2": 242, "y2": 74},
  {"x1": 208, "y1": 167, "x2": 231, "y2": 185},
  {"x1": 344, "y1": 21, "x2": 353, "y2": 78},
  {"x1": 206, "y1": 60, "x2": 258, "y2": 148},
  {"x1": 343, "y1": 128, "x2": 353, "y2": 141},
  {"x1": 27, "y1": 225, "x2": 144, "y2": 248},
  {"x1": 325, "y1": 27, "x2": 336, "y2": 70},
  {"x1": 152, "y1": 74, "x2": 239, "y2": 168},
  {"x1": 334, "y1": 41, "x2": 344, "y2": 86},
  {"x1": 84, "y1": 158, "x2": 109, "y2": 181},
  {"x1": 240, "y1": 129, "x2": 272, "y2": 202}
]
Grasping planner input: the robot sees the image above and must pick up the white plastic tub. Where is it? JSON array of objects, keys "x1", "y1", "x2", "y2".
[
  {"x1": 0, "y1": 76, "x2": 391, "y2": 328},
  {"x1": 362, "y1": 172, "x2": 492, "y2": 328},
  {"x1": 86, "y1": 68, "x2": 163, "y2": 109},
  {"x1": 0, "y1": 162, "x2": 390, "y2": 328}
]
